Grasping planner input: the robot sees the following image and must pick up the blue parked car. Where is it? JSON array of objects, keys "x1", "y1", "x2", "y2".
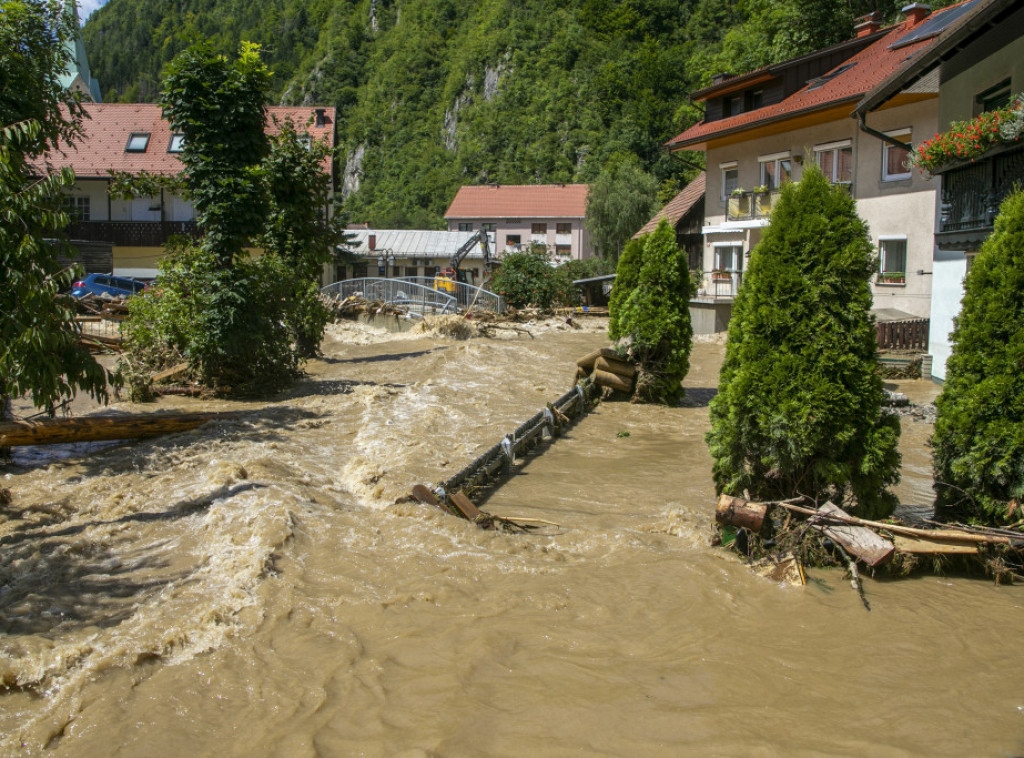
[{"x1": 71, "y1": 273, "x2": 147, "y2": 299}]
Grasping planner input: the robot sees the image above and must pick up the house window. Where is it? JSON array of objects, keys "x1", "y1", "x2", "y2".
[
  {"x1": 555, "y1": 244, "x2": 571, "y2": 256},
  {"x1": 335, "y1": 265, "x2": 348, "y2": 282},
  {"x1": 878, "y1": 237, "x2": 907, "y2": 284},
  {"x1": 481, "y1": 222, "x2": 496, "y2": 232},
  {"x1": 531, "y1": 222, "x2": 547, "y2": 235},
  {"x1": 458, "y1": 222, "x2": 473, "y2": 232},
  {"x1": 882, "y1": 130, "x2": 912, "y2": 181},
  {"x1": 64, "y1": 196, "x2": 90, "y2": 221},
  {"x1": 125, "y1": 133, "x2": 150, "y2": 152},
  {"x1": 506, "y1": 234, "x2": 521, "y2": 247},
  {"x1": 976, "y1": 79, "x2": 1011, "y2": 115},
  {"x1": 403, "y1": 266, "x2": 418, "y2": 278},
  {"x1": 721, "y1": 162, "x2": 738, "y2": 200},
  {"x1": 748, "y1": 89, "x2": 764, "y2": 110},
  {"x1": 814, "y1": 141, "x2": 853, "y2": 185},
  {"x1": 724, "y1": 94, "x2": 743, "y2": 117},
  {"x1": 168, "y1": 134, "x2": 185, "y2": 153},
  {"x1": 714, "y1": 245, "x2": 742, "y2": 273},
  {"x1": 556, "y1": 222, "x2": 571, "y2": 235},
  {"x1": 759, "y1": 153, "x2": 791, "y2": 191},
  {"x1": 352, "y1": 261, "x2": 368, "y2": 278}
]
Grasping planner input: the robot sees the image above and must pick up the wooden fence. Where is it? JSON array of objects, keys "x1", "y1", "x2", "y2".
[{"x1": 877, "y1": 319, "x2": 929, "y2": 351}]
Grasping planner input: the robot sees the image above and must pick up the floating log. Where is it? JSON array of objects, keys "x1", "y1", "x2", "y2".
[
  {"x1": 595, "y1": 356, "x2": 636, "y2": 379},
  {"x1": 715, "y1": 494, "x2": 768, "y2": 532},
  {"x1": 812, "y1": 503, "x2": 895, "y2": 567},
  {"x1": 0, "y1": 411, "x2": 244, "y2": 447},
  {"x1": 576, "y1": 347, "x2": 621, "y2": 371},
  {"x1": 892, "y1": 535, "x2": 979, "y2": 555},
  {"x1": 592, "y1": 368, "x2": 633, "y2": 393}
]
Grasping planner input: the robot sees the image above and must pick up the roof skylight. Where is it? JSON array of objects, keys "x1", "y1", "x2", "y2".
[{"x1": 125, "y1": 133, "x2": 150, "y2": 152}]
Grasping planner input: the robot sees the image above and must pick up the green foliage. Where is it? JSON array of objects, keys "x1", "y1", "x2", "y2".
[
  {"x1": 585, "y1": 153, "x2": 660, "y2": 260},
  {"x1": 607, "y1": 236, "x2": 643, "y2": 341},
  {"x1": 559, "y1": 256, "x2": 616, "y2": 283},
  {"x1": 706, "y1": 167, "x2": 900, "y2": 518},
  {"x1": 932, "y1": 190, "x2": 1024, "y2": 524},
  {"x1": 490, "y1": 249, "x2": 576, "y2": 309},
  {"x1": 616, "y1": 220, "x2": 693, "y2": 404},
  {"x1": 0, "y1": 2, "x2": 111, "y2": 420}
]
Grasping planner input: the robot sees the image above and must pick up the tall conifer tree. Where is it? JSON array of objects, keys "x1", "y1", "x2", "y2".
[
  {"x1": 933, "y1": 190, "x2": 1024, "y2": 524},
  {"x1": 706, "y1": 166, "x2": 900, "y2": 518}
]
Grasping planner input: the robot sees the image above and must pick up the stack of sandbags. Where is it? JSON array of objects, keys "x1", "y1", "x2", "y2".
[{"x1": 576, "y1": 347, "x2": 636, "y2": 394}]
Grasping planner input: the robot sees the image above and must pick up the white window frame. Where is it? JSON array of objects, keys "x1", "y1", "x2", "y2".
[
  {"x1": 720, "y1": 161, "x2": 738, "y2": 200},
  {"x1": 758, "y1": 151, "x2": 791, "y2": 191},
  {"x1": 712, "y1": 242, "x2": 743, "y2": 273},
  {"x1": 878, "y1": 235, "x2": 908, "y2": 283},
  {"x1": 882, "y1": 129, "x2": 912, "y2": 182},
  {"x1": 814, "y1": 140, "x2": 853, "y2": 185}
]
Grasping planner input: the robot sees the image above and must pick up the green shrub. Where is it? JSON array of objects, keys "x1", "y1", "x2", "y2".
[
  {"x1": 490, "y1": 249, "x2": 576, "y2": 308},
  {"x1": 616, "y1": 220, "x2": 694, "y2": 404},
  {"x1": 933, "y1": 190, "x2": 1024, "y2": 524},
  {"x1": 705, "y1": 166, "x2": 900, "y2": 519},
  {"x1": 608, "y1": 236, "x2": 643, "y2": 341}
]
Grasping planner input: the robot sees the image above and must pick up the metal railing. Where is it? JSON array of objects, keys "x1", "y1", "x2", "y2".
[
  {"x1": 67, "y1": 220, "x2": 199, "y2": 246},
  {"x1": 321, "y1": 277, "x2": 504, "y2": 314},
  {"x1": 939, "y1": 144, "x2": 1024, "y2": 234}
]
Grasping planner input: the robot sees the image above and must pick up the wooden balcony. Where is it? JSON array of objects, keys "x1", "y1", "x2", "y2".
[
  {"x1": 935, "y1": 143, "x2": 1024, "y2": 249},
  {"x1": 67, "y1": 220, "x2": 200, "y2": 247}
]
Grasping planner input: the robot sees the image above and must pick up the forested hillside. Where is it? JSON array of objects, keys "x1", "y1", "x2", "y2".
[{"x1": 82, "y1": 0, "x2": 923, "y2": 228}]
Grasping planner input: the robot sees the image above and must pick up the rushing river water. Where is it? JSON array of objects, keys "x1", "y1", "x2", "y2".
[{"x1": 1, "y1": 318, "x2": 1022, "y2": 757}]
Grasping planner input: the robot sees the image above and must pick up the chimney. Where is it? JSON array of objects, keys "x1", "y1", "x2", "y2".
[
  {"x1": 854, "y1": 11, "x2": 881, "y2": 37},
  {"x1": 368, "y1": 234, "x2": 376, "y2": 251},
  {"x1": 902, "y1": 3, "x2": 931, "y2": 26},
  {"x1": 314, "y1": 108, "x2": 326, "y2": 127}
]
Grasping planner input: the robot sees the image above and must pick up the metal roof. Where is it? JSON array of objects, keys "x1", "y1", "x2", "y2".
[{"x1": 338, "y1": 229, "x2": 487, "y2": 258}]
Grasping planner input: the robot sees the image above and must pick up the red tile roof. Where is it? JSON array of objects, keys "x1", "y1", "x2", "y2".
[
  {"x1": 667, "y1": 1, "x2": 977, "y2": 151},
  {"x1": 36, "y1": 103, "x2": 336, "y2": 178},
  {"x1": 634, "y1": 172, "x2": 705, "y2": 238},
  {"x1": 445, "y1": 184, "x2": 589, "y2": 219}
]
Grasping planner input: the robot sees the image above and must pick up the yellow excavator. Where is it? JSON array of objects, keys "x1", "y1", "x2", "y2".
[{"x1": 434, "y1": 230, "x2": 492, "y2": 293}]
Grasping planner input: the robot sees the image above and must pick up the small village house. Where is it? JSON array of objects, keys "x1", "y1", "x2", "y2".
[
  {"x1": 444, "y1": 184, "x2": 594, "y2": 261},
  {"x1": 36, "y1": 103, "x2": 337, "y2": 281},
  {"x1": 333, "y1": 229, "x2": 492, "y2": 286},
  {"x1": 665, "y1": 3, "x2": 981, "y2": 337},
  {"x1": 854, "y1": 0, "x2": 1024, "y2": 380}
]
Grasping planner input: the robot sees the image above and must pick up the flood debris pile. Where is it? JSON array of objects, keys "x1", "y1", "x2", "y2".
[
  {"x1": 714, "y1": 495, "x2": 1024, "y2": 595},
  {"x1": 575, "y1": 347, "x2": 637, "y2": 397},
  {"x1": 409, "y1": 380, "x2": 596, "y2": 531}
]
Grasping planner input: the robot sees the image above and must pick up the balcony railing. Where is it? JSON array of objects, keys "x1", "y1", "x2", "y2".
[
  {"x1": 726, "y1": 189, "x2": 780, "y2": 221},
  {"x1": 67, "y1": 220, "x2": 199, "y2": 247},
  {"x1": 938, "y1": 143, "x2": 1024, "y2": 235}
]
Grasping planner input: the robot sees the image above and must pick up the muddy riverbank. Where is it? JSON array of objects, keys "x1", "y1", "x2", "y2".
[{"x1": 1, "y1": 318, "x2": 1022, "y2": 756}]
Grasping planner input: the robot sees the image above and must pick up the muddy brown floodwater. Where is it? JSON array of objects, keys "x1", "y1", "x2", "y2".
[{"x1": 1, "y1": 318, "x2": 1022, "y2": 757}]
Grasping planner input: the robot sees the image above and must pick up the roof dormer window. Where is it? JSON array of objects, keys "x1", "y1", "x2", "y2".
[
  {"x1": 167, "y1": 133, "x2": 185, "y2": 153},
  {"x1": 125, "y1": 133, "x2": 150, "y2": 152}
]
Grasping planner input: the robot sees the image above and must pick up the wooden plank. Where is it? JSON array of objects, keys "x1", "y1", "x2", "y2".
[
  {"x1": 0, "y1": 412, "x2": 244, "y2": 447},
  {"x1": 151, "y1": 362, "x2": 190, "y2": 384},
  {"x1": 411, "y1": 484, "x2": 448, "y2": 512},
  {"x1": 893, "y1": 535, "x2": 979, "y2": 555},
  {"x1": 814, "y1": 502, "x2": 895, "y2": 567},
  {"x1": 449, "y1": 491, "x2": 496, "y2": 530}
]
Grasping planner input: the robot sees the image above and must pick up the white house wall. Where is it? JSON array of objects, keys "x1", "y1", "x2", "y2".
[
  {"x1": 703, "y1": 98, "x2": 937, "y2": 318},
  {"x1": 928, "y1": 248, "x2": 967, "y2": 382}
]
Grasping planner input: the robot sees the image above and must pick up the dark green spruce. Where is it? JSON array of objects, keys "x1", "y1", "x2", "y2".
[
  {"x1": 706, "y1": 166, "x2": 900, "y2": 518},
  {"x1": 932, "y1": 190, "x2": 1024, "y2": 525}
]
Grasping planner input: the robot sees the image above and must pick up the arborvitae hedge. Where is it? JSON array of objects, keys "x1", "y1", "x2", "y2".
[
  {"x1": 616, "y1": 219, "x2": 693, "y2": 404},
  {"x1": 608, "y1": 236, "x2": 643, "y2": 341},
  {"x1": 933, "y1": 190, "x2": 1024, "y2": 524},
  {"x1": 706, "y1": 166, "x2": 900, "y2": 518}
]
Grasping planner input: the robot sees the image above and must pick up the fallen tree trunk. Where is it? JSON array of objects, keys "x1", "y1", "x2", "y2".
[
  {"x1": 715, "y1": 494, "x2": 768, "y2": 531},
  {"x1": 0, "y1": 411, "x2": 244, "y2": 447}
]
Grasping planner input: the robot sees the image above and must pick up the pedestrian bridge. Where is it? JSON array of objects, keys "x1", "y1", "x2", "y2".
[{"x1": 321, "y1": 277, "x2": 504, "y2": 316}]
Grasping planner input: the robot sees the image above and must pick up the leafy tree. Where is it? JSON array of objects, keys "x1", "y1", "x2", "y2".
[
  {"x1": 616, "y1": 220, "x2": 693, "y2": 404},
  {"x1": 932, "y1": 190, "x2": 1024, "y2": 524},
  {"x1": 0, "y1": 0, "x2": 110, "y2": 422},
  {"x1": 259, "y1": 118, "x2": 350, "y2": 357},
  {"x1": 607, "y1": 236, "x2": 643, "y2": 340},
  {"x1": 585, "y1": 154, "x2": 659, "y2": 260},
  {"x1": 706, "y1": 166, "x2": 900, "y2": 518},
  {"x1": 490, "y1": 249, "x2": 576, "y2": 309},
  {"x1": 559, "y1": 256, "x2": 616, "y2": 283}
]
